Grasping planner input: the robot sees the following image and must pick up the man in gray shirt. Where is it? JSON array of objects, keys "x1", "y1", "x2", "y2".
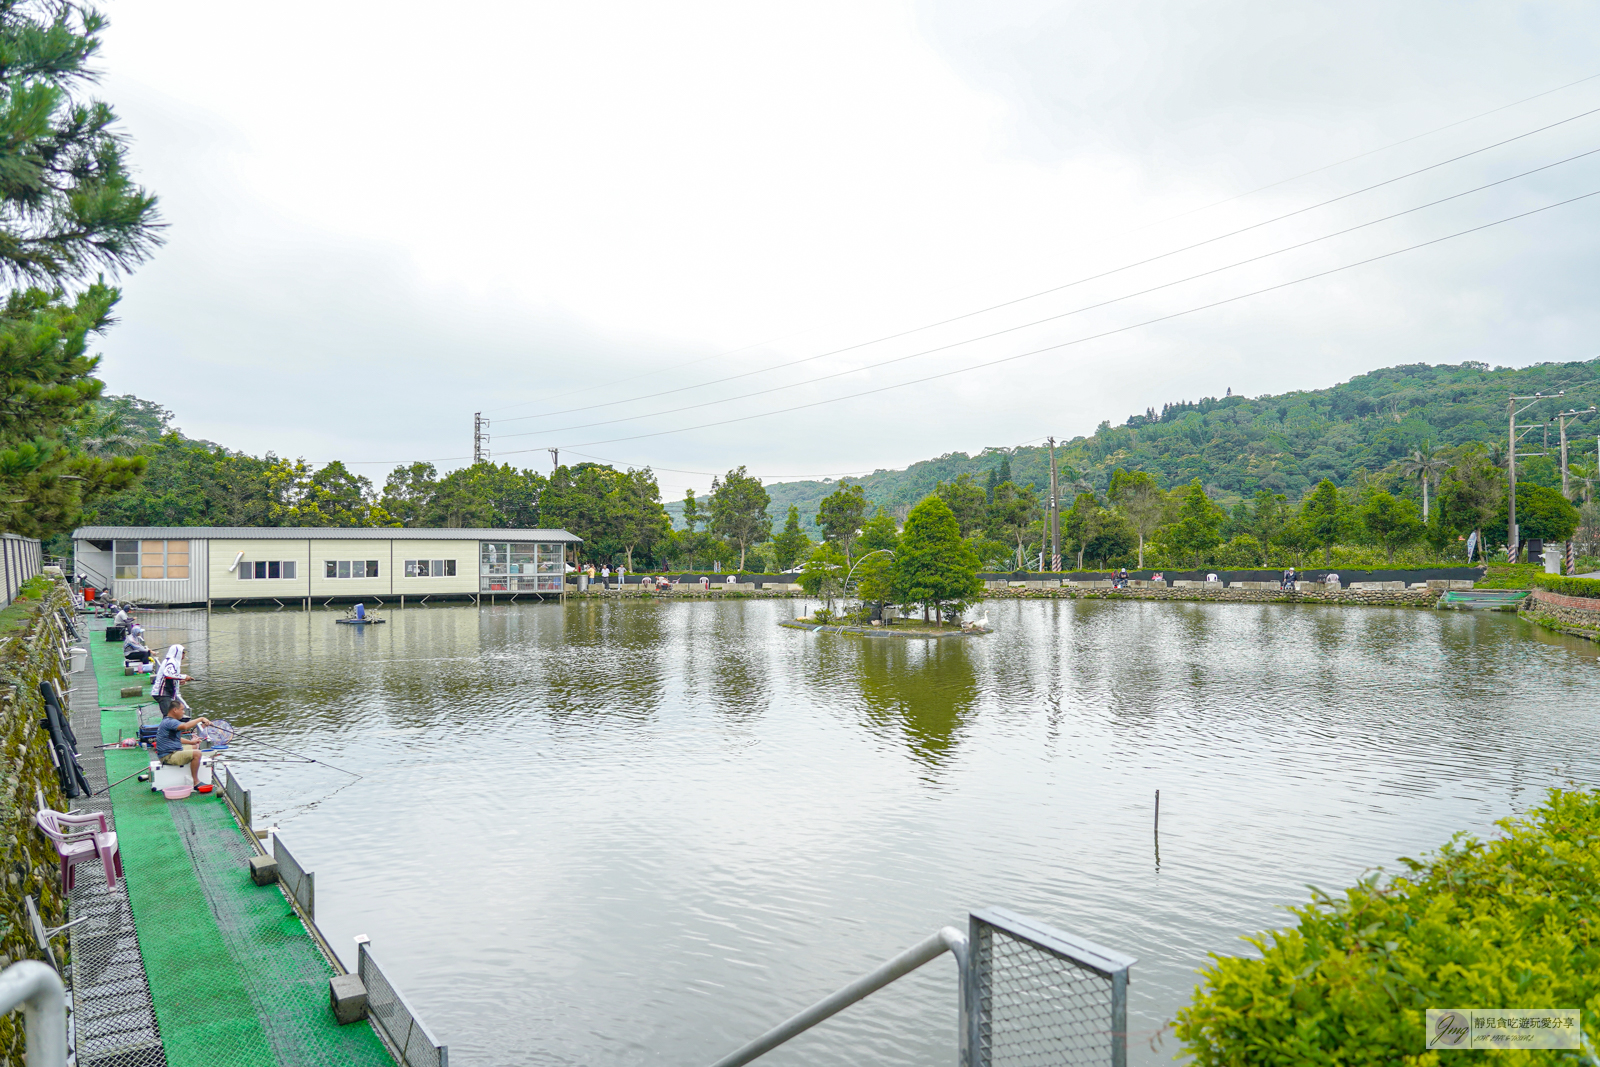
[{"x1": 155, "y1": 703, "x2": 212, "y2": 790}]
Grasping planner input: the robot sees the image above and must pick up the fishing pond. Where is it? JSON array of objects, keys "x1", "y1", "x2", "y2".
[{"x1": 138, "y1": 598, "x2": 1600, "y2": 1066}]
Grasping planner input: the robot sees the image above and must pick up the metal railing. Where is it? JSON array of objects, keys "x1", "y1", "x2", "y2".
[
  {"x1": 0, "y1": 960, "x2": 67, "y2": 1066},
  {"x1": 273, "y1": 834, "x2": 315, "y2": 920},
  {"x1": 706, "y1": 907, "x2": 1134, "y2": 1067},
  {"x1": 359, "y1": 938, "x2": 448, "y2": 1067},
  {"x1": 969, "y1": 907, "x2": 1134, "y2": 1067},
  {"x1": 218, "y1": 761, "x2": 448, "y2": 1067}
]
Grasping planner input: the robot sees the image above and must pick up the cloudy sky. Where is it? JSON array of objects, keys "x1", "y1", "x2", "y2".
[{"x1": 90, "y1": 1, "x2": 1600, "y2": 497}]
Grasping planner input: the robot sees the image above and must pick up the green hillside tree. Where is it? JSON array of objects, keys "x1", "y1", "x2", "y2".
[
  {"x1": 608, "y1": 467, "x2": 669, "y2": 572},
  {"x1": 681, "y1": 487, "x2": 701, "y2": 532},
  {"x1": 986, "y1": 481, "x2": 1040, "y2": 569},
  {"x1": 1300, "y1": 479, "x2": 1353, "y2": 564},
  {"x1": 934, "y1": 471, "x2": 987, "y2": 537},
  {"x1": 380, "y1": 461, "x2": 439, "y2": 526},
  {"x1": 1358, "y1": 490, "x2": 1423, "y2": 562},
  {"x1": 1162, "y1": 479, "x2": 1224, "y2": 566},
  {"x1": 1496, "y1": 483, "x2": 1581, "y2": 544},
  {"x1": 893, "y1": 495, "x2": 981, "y2": 624},
  {"x1": 771, "y1": 504, "x2": 811, "y2": 572},
  {"x1": 1108, "y1": 468, "x2": 1165, "y2": 568},
  {"x1": 709, "y1": 465, "x2": 771, "y2": 571}
]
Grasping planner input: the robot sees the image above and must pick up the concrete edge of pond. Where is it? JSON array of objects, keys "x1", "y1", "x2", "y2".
[{"x1": 778, "y1": 619, "x2": 993, "y2": 639}]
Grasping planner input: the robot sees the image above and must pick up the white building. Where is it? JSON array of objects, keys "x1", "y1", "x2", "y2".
[{"x1": 71, "y1": 526, "x2": 582, "y2": 606}]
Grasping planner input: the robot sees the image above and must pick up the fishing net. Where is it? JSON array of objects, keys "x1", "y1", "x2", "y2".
[{"x1": 203, "y1": 720, "x2": 235, "y2": 748}]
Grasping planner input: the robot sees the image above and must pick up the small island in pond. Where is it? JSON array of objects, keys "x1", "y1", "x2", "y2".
[{"x1": 784, "y1": 495, "x2": 991, "y2": 638}]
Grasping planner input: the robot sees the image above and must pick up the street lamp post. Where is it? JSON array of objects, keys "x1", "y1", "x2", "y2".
[
  {"x1": 1508, "y1": 391, "x2": 1561, "y2": 562},
  {"x1": 845, "y1": 548, "x2": 895, "y2": 625}
]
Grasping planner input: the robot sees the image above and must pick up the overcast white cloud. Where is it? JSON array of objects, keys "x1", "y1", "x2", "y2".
[{"x1": 89, "y1": 0, "x2": 1600, "y2": 496}]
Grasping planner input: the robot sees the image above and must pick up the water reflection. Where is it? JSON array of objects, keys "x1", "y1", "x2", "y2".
[
  {"x1": 853, "y1": 640, "x2": 978, "y2": 769},
  {"x1": 154, "y1": 598, "x2": 1600, "y2": 1067}
]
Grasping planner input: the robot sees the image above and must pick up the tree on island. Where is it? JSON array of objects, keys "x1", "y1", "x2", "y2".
[
  {"x1": 709, "y1": 465, "x2": 771, "y2": 571},
  {"x1": 894, "y1": 495, "x2": 982, "y2": 625},
  {"x1": 816, "y1": 482, "x2": 868, "y2": 561}
]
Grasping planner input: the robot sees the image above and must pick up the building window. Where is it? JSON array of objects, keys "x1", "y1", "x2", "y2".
[
  {"x1": 324, "y1": 560, "x2": 379, "y2": 579},
  {"x1": 404, "y1": 560, "x2": 456, "y2": 577},
  {"x1": 480, "y1": 542, "x2": 562, "y2": 592},
  {"x1": 116, "y1": 539, "x2": 189, "y2": 580},
  {"x1": 239, "y1": 561, "x2": 296, "y2": 580}
]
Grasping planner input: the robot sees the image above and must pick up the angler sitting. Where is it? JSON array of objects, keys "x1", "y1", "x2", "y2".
[
  {"x1": 123, "y1": 623, "x2": 152, "y2": 665},
  {"x1": 155, "y1": 702, "x2": 212, "y2": 789}
]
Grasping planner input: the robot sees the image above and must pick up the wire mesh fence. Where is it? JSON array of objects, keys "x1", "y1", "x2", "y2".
[
  {"x1": 358, "y1": 941, "x2": 448, "y2": 1067},
  {"x1": 63, "y1": 659, "x2": 169, "y2": 1067},
  {"x1": 969, "y1": 907, "x2": 1134, "y2": 1067},
  {"x1": 273, "y1": 834, "x2": 315, "y2": 921}
]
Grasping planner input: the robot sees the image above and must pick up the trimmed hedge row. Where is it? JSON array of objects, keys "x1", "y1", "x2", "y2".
[
  {"x1": 1531, "y1": 573, "x2": 1600, "y2": 599},
  {"x1": 1175, "y1": 788, "x2": 1600, "y2": 1065}
]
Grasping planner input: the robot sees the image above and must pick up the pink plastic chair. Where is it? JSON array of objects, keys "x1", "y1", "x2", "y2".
[{"x1": 35, "y1": 809, "x2": 121, "y2": 892}]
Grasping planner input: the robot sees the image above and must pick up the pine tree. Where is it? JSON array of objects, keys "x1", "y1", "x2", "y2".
[
  {"x1": 771, "y1": 504, "x2": 811, "y2": 571},
  {"x1": 893, "y1": 495, "x2": 982, "y2": 624},
  {"x1": 0, "y1": 2, "x2": 163, "y2": 536}
]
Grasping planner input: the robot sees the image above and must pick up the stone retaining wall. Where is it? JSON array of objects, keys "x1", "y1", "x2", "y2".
[
  {"x1": 576, "y1": 584, "x2": 1439, "y2": 606},
  {"x1": 983, "y1": 585, "x2": 1440, "y2": 607},
  {"x1": 0, "y1": 578, "x2": 74, "y2": 1061},
  {"x1": 1521, "y1": 588, "x2": 1600, "y2": 637}
]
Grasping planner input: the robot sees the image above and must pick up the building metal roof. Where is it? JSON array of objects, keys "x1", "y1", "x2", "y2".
[{"x1": 72, "y1": 526, "x2": 582, "y2": 542}]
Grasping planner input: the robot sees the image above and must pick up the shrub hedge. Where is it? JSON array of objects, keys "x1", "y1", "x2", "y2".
[
  {"x1": 1531, "y1": 573, "x2": 1600, "y2": 599},
  {"x1": 1175, "y1": 788, "x2": 1600, "y2": 1065}
]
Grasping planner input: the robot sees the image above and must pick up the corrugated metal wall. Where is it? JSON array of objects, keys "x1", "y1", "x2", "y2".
[{"x1": 0, "y1": 534, "x2": 42, "y2": 608}]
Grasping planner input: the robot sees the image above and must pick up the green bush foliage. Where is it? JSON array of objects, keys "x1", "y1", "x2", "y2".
[
  {"x1": 1530, "y1": 573, "x2": 1600, "y2": 599},
  {"x1": 1175, "y1": 787, "x2": 1600, "y2": 1065}
]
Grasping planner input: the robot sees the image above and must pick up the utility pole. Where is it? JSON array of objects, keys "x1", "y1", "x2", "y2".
[
  {"x1": 473, "y1": 413, "x2": 491, "y2": 464},
  {"x1": 1047, "y1": 437, "x2": 1061, "y2": 572},
  {"x1": 1555, "y1": 406, "x2": 1596, "y2": 499},
  {"x1": 1508, "y1": 391, "x2": 1560, "y2": 562},
  {"x1": 548, "y1": 447, "x2": 559, "y2": 471}
]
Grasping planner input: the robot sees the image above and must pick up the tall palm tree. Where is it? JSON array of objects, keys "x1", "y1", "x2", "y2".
[
  {"x1": 1570, "y1": 462, "x2": 1597, "y2": 505},
  {"x1": 1398, "y1": 446, "x2": 1450, "y2": 523}
]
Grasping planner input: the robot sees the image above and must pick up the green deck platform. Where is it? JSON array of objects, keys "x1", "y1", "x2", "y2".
[{"x1": 87, "y1": 622, "x2": 395, "y2": 1067}]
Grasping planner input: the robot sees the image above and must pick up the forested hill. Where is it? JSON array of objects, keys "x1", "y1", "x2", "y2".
[{"x1": 745, "y1": 359, "x2": 1600, "y2": 532}]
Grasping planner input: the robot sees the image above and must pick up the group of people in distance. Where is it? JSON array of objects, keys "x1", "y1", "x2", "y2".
[{"x1": 112, "y1": 601, "x2": 212, "y2": 790}]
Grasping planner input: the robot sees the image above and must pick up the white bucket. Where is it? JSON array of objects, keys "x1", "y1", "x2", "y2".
[{"x1": 69, "y1": 647, "x2": 87, "y2": 673}]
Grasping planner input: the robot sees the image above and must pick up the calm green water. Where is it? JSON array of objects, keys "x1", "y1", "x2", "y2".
[{"x1": 135, "y1": 598, "x2": 1600, "y2": 1066}]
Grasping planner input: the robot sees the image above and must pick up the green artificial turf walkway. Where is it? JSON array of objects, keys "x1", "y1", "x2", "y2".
[{"x1": 89, "y1": 619, "x2": 394, "y2": 1067}]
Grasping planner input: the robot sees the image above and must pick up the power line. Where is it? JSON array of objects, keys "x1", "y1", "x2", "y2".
[
  {"x1": 493, "y1": 144, "x2": 1600, "y2": 440},
  {"x1": 480, "y1": 334, "x2": 788, "y2": 416},
  {"x1": 484, "y1": 185, "x2": 1600, "y2": 456},
  {"x1": 1142, "y1": 70, "x2": 1600, "y2": 228},
  {"x1": 489, "y1": 101, "x2": 1600, "y2": 430}
]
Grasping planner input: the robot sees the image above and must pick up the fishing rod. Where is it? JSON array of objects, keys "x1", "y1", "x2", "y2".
[{"x1": 222, "y1": 733, "x2": 364, "y2": 779}]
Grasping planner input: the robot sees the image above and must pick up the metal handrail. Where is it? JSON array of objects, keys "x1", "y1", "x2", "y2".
[
  {"x1": 0, "y1": 960, "x2": 66, "y2": 1066},
  {"x1": 706, "y1": 926, "x2": 967, "y2": 1067}
]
